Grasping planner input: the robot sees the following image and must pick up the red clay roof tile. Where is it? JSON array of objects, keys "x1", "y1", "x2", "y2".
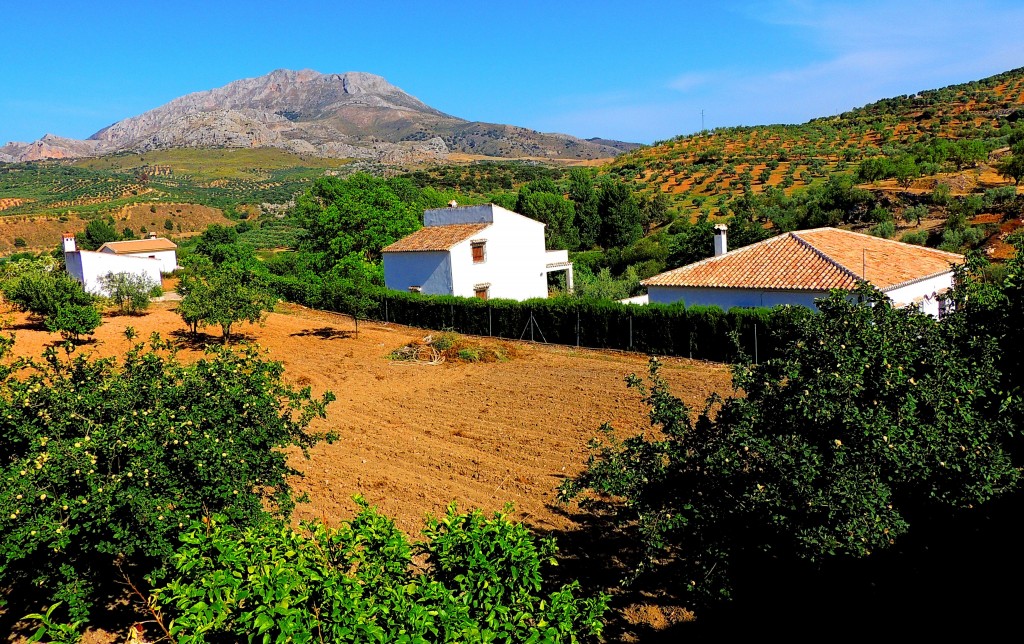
[
  {"x1": 641, "y1": 227, "x2": 964, "y2": 291},
  {"x1": 382, "y1": 224, "x2": 490, "y2": 253}
]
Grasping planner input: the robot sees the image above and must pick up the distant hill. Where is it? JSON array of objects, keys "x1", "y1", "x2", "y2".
[
  {"x1": 1, "y1": 69, "x2": 633, "y2": 163},
  {"x1": 610, "y1": 67, "x2": 1024, "y2": 201}
]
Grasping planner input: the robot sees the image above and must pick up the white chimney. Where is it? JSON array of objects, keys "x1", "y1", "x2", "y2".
[
  {"x1": 149, "y1": 231, "x2": 157, "y2": 239},
  {"x1": 62, "y1": 233, "x2": 77, "y2": 253},
  {"x1": 448, "y1": 200, "x2": 458, "y2": 208},
  {"x1": 713, "y1": 224, "x2": 728, "y2": 256}
]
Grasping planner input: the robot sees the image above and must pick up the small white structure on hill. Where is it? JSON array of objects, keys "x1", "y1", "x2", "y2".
[
  {"x1": 382, "y1": 203, "x2": 573, "y2": 301},
  {"x1": 98, "y1": 234, "x2": 178, "y2": 273},
  {"x1": 641, "y1": 226, "x2": 963, "y2": 317},
  {"x1": 63, "y1": 234, "x2": 164, "y2": 296}
]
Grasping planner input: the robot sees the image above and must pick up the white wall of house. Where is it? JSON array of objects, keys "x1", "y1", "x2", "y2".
[
  {"x1": 383, "y1": 251, "x2": 452, "y2": 295},
  {"x1": 884, "y1": 272, "x2": 954, "y2": 317},
  {"x1": 385, "y1": 205, "x2": 551, "y2": 301},
  {"x1": 100, "y1": 248, "x2": 177, "y2": 273},
  {"x1": 448, "y1": 209, "x2": 548, "y2": 300},
  {"x1": 647, "y1": 286, "x2": 830, "y2": 310},
  {"x1": 65, "y1": 251, "x2": 163, "y2": 296}
]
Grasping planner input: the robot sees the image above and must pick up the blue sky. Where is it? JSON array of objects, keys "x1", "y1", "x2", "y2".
[{"x1": 2, "y1": 1, "x2": 1023, "y2": 145}]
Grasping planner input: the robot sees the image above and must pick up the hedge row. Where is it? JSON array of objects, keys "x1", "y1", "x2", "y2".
[{"x1": 268, "y1": 275, "x2": 807, "y2": 363}]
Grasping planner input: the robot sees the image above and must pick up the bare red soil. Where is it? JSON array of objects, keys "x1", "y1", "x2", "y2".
[{"x1": 5, "y1": 301, "x2": 731, "y2": 537}]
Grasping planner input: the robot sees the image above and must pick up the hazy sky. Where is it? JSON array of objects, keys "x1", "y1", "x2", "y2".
[{"x1": 2, "y1": 0, "x2": 1023, "y2": 145}]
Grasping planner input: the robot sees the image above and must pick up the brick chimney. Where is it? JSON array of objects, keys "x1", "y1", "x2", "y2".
[{"x1": 713, "y1": 224, "x2": 728, "y2": 256}]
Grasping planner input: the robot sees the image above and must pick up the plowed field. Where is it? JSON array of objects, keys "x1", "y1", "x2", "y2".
[{"x1": 6, "y1": 301, "x2": 732, "y2": 536}]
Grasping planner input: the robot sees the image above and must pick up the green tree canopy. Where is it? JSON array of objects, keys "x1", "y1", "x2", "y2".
[
  {"x1": 177, "y1": 257, "x2": 277, "y2": 341},
  {"x1": 81, "y1": 219, "x2": 120, "y2": 251},
  {"x1": 294, "y1": 174, "x2": 449, "y2": 268},
  {"x1": 568, "y1": 168, "x2": 601, "y2": 249},
  {"x1": 597, "y1": 180, "x2": 642, "y2": 248}
]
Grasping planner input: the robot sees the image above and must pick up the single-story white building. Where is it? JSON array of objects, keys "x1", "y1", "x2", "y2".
[
  {"x1": 63, "y1": 234, "x2": 163, "y2": 297},
  {"x1": 641, "y1": 226, "x2": 964, "y2": 317},
  {"x1": 382, "y1": 203, "x2": 573, "y2": 301},
  {"x1": 98, "y1": 234, "x2": 178, "y2": 273}
]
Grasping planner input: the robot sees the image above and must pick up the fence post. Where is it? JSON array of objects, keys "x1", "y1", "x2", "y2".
[
  {"x1": 754, "y1": 322, "x2": 758, "y2": 364},
  {"x1": 488, "y1": 305, "x2": 492, "y2": 337},
  {"x1": 576, "y1": 309, "x2": 580, "y2": 348},
  {"x1": 384, "y1": 300, "x2": 388, "y2": 324},
  {"x1": 629, "y1": 316, "x2": 633, "y2": 351},
  {"x1": 530, "y1": 309, "x2": 535, "y2": 342}
]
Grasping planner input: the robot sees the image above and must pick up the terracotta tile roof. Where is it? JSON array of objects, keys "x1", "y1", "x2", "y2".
[
  {"x1": 641, "y1": 227, "x2": 964, "y2": 291},
  {"x1": 382, "y1": 223, "x2": 490, "y2": 253},
  {"x1": 98, "y1": 238, "x2": 177, "y2": 253}
]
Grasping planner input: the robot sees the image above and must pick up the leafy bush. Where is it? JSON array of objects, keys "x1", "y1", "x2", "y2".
[
  {"x1": 43, "y1": 303, "x2": 101, "y2": 342},
  {"x1": 900, "y1": 230, "x2": 929, "y2": 245},
  {"x1": 151, "y1": 500, "x2": 607, "y2": 643},
  {"x1": 2, "y1": 270, "x2": 94, "y2": 320},
  {"x1": 13, "y1": 237, "x2": 27, "y2": 248},
  {"x1": 0, "y1": 339, "x2": 336, "y2": 623},
  {"x1": 98, "y1": 271, "x2": 158, "y2": 314},
  {"x1": 869, "y1": 220, "x2": 896, "y2": 239},
  {"x1": 560, "y1": 286, "x2": 1018, "y2": 604},
  {"x1": 177, "y1": 257, "x2": 277, "y2": 341}
]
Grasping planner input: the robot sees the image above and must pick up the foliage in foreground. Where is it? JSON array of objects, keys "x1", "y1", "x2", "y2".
[
  {"x1": 560, "y1": 285, "x2": 1019, "y2": 603},
  {"x1": 0, "y1": 337, "x2": 336, "y2": 623},
  {"x1": 151, "y1": 500, "x2": 607, "y2": 643}
]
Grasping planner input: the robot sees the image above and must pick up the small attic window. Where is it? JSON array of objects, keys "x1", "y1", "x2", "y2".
[{"x1": 471, "y1": 241, "x2": 486, "y2": 263}]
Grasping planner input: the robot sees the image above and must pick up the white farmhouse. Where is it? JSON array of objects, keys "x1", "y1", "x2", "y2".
[
  {"x1": 63, "y1": 234, "x2": 164, "y2": 296},
  {"x1": 382, "y1": 203, "x2": 573, "y2": 301},
  {"x1": 642, "y1": 226, "x2": 964, "y2": 317},
  {"x1": 98, "y1": 234, "x2": 178, "y2": 273}
]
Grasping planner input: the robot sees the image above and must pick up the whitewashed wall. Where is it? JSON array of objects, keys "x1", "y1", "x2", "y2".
[
  {"x1": 65, "y1": 251, "x2": 163, "y2": 296},
  {"x1": 382, "y1": 252, "x2": 452, "y2": 295},
  {"x1": 386, "y1": 205, "x2": 551, "y2": 301},
  {"x1": 448, "y1": 209, "x2": 548, "y2": 300},
  {"x1": 101, "y1": 248, "x2": 177, "y2": 273},
  {"x1": 884, "y1": 272, "x2": 954, "y2": 317}
]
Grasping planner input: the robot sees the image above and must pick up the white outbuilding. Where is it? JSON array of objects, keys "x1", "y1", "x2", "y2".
[
  {"x1": 382, "y1": 203, "x2": 573, "y2": 301},
  {"x1": 97, "y1": 234, "x2": 178, "y2": 273},
  {"x1": 641, "y1": 226, "x2": 964, "y2": 317},
  {"x1": 62, "y1": 234, "x2": 164, "y2": 297}
]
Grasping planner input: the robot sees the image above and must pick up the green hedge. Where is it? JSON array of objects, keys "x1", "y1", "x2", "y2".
[{"x1": 268, "y1": 275, "x2": 807, "y2": 362}]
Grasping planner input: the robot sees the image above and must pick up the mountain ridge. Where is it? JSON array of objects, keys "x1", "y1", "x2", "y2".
[{"x1": 2, "y1": 69, "x2": 633, "y2": 163}]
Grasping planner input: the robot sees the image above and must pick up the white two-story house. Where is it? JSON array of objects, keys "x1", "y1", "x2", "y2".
[{"x1": 382, "y1": 203, "x2": 573, "y2": 301}]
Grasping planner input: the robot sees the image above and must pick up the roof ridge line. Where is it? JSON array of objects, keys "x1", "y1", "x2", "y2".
[{"x1": 791, "y1": 231, "x2": 863, "y2": 283}]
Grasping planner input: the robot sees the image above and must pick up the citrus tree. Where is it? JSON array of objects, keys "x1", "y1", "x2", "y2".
[
  {"x1": 0, "y1": 336, "x2": 336, "y2": 623},
  {"x1": 150, "y1": 500, "x2": 608, "y2": 643},
  {"x1": 560, "y1": 285, "x2": 1019, "y2": 603}
]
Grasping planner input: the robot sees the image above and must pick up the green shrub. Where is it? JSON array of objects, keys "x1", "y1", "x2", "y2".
[
  {"x1": 0, "y1": 340, "x2": 335, "y2": 623},
  {"x1": 560, "y1": 286, "x2": 1018, "y2": 604},
  {"x1": 150, "y1": 501, "x2": 607, "y2": 643},
  {"x1": 98, "y1": 271, "x2": 158, "y2": 314},
  {"x1": 457, "y1": 347, "x2": 481, "y2": 362},
  {"x1": 900, "y1": 230, "x2": 929, "y2": 245},
  {"x1": 44, "y1": 302, "x2": 101, "y2": 341},
  {"x1": 870, "y1": 220, "x2": 896, "y2": 239},
  {"x1": 13, "y1": 238, "x2": 26, "y2": 248}
]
